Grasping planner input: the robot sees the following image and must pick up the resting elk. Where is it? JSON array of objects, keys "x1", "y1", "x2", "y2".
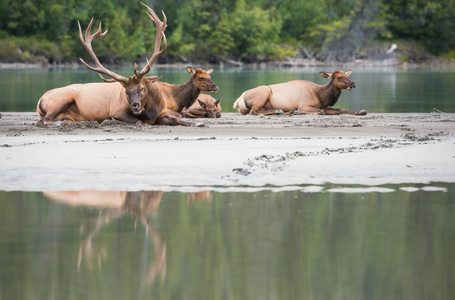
[
  {"x1": 154, "y1": 67, "x2": 219, "y2": 116},
  {"x1": 37, "y1": 4, "x2": 191, "y2": 126},
  {"x1": 233, "y1": 70, "x2": 367, "y2": 116},
  {"x1": 182, "y1": 94, "x2": 221, "y2": 118},
  {"x1": 105, "y1": 66, "x2": 219, "y2": 116}
]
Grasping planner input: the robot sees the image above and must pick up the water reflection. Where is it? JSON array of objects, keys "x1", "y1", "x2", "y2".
[
  {"x1": 0, "y1": 186, "x2": 454, "y2": 300},
  {"x1": 44, "y1": 190, "x2": 167, "y2": 284},
  {"x1": 186, "y1": 191, "x2": 213, "y2": 202}
]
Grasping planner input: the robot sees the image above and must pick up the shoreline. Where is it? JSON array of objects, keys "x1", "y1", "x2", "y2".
[
  {"x1": 2, "y1": 58, "x2": 455, "y2": 71},
  {"x1": 1, "y1": 112, "x2": 454, "y2": 191}
]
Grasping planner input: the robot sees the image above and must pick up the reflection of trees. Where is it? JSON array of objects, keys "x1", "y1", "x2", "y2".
[{"x1": 44, "y1": 191, "x2": 166, "y2": 284}]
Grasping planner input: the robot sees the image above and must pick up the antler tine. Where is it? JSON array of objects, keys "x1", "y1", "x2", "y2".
[
  {"x1": 138, "y1": 4, "x2": 168, "y2": 77},
  {"x1": 141, "y1": 32, "x2": 167, "y2": 75},
  {"x1": 145, "y1": 11, "x2": 156, "y2": 24},
  {"x1": 161, "y1": 10, "x2": 167, "y2": 26},
  {"x1": 133, "y1": 63, "x2": 140, "y2": 78},
  {"x1": 99, "y1": 73, "x2": 116, "y2": 83},
  {"x1": 78, "y1": 19, "x2": 128, "y2": 84},
  {"x1": 141, "y1": 3, "x2": 159, "y2": 21},
  {"x1": 145, "y1": 7, "x2": 157, "y2": 21}
]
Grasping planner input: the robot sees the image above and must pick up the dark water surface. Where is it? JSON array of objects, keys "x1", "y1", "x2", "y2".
[
  {"x1": 1, "y1": 184, "x2": 454, "y2": 300},
  {"x1": 1, "y1": 66, "x2": 455, "y2": 113}
]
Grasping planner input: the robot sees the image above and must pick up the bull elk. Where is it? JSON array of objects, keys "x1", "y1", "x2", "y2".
[
  {"x1": 102, "y1": 66, "x2": 218, "y2": 116},
  {"x1": 233, "y1": 70, "x2": 367, "y2": 116},
  {"x1": 37, "y1": 4, "x2": 191, "y2": 126},
  {"x1": 182, "y1": 94, "x2": 221, "y2": 118}
]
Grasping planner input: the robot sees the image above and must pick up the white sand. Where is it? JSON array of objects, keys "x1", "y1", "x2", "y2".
[{"x1": 1, "y1": 112, "x2": 454, "y2": 191}]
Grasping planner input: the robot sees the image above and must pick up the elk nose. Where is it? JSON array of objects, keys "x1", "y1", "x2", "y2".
[
  {"x1": 213, "y1": 85, "x2": 219, "y2": 92},
  {"x1": 132, "y1": 102, "x2": 140, "y2": 110}
]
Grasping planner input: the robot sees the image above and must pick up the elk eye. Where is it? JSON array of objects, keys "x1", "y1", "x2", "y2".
[{"x1": 199, "y1": 78, "x2": 204, "y2": 81}]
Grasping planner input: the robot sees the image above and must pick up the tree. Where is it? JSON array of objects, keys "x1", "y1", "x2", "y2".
[{"x1": 385, "y1": 0, "x2": 455, "y2": 54}]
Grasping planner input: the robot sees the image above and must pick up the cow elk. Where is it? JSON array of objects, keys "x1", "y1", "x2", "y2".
[
  {"x1": 37, "y1": 4, "x2": 192, "y2": 126},
  {"x1": 154, "y1": 67, "x2": 219, "y2": 116},
  {"x1": 233, "y1": 70, "x2": 367, "y2": 116},
  {"x1": 182, "y1": 94, "x2": 221, "y2": 118}
]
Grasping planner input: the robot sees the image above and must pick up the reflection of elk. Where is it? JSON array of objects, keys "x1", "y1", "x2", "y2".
[
  {"x1": 233, "y1": 70, "x2": 367, "y2": 116},
  {"x1": 155, "y1": 67, "x2": 219, "y2": 116},
  {"x1": 186, "y1": 191, "x2": 214, "y2": 202},
  {"x1": 44, "y1": 190, "x2": 166, "y2": 283},
  {"x1": 37, "y1": 4, "x2": 191, "y2": 126},
  {"x1": 182, "y1": 94, "x2": 221, "y2": 118}
]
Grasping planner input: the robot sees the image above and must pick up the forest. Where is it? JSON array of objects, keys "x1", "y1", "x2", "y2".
[{"x1": 0, "y1": 0, "x2": 454, "y2": 64}]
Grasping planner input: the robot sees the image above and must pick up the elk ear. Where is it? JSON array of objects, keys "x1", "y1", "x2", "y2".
[
  {"x1": 198, "y1": 99, "x2": 206, "y2": 108},
  {"x1": 187, "y1": 67, "x2": 196, "y2": 76},
  {"x1": 319, "y1": 72, "x2": 332, "y2": 78},
  {"x1": 206, "y1": 68, "x2": 214, "y2": 75},
  {"x1": 345, "y1": 70, "x2": 352, "y2": 76},
  {"x1": 215, "y1": 97, "x2": 221, "y2": 105}
]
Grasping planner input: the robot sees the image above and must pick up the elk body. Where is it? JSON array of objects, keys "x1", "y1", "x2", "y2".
[
  {"x1": 233, "y1": 70, "x2": 367, "y2": 116},
  {"x1": 182, "y1": 94, "x2": 221, "y2": 118},
  {"x1": 155, "y1": 67, "x2": 219, "y2": 116},
  {"x1": 37, "y1": 4, "x2": 191, "y2": 126}
]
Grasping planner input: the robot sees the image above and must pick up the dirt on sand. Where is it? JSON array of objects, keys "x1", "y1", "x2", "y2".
[{"x1": 1, "y1": 112, "x2": 454, "y2": 191}]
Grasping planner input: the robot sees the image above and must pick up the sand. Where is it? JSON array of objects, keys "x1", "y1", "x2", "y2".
[{"x1": 1, "y1": 112, "x2": 454, "y2": 191}]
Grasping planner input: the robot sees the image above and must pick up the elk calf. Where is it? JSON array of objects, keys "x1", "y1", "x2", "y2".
[
  {"x1": 182, "y1": 94, "x2": 221, "y2": 118},
  {"x1": 233, "y1": 70, "x2": 366, "y2": 116}
]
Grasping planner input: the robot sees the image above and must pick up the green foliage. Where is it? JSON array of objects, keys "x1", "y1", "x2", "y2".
[
  {"x1": 0, "y1": 36, "x2": 60, "y2": 63},
  {"x1": 0, "y1": 0, "x2": 453, "y2": 63},
  {"x1": 385, "y1": 0, "x2": 455, "y2": 54}
]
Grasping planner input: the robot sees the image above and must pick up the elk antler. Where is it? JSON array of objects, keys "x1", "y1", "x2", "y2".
[
  {"x1": 78, "y1": 19, "x2": 129, "y2": 84},
  {"x1": 137, "y1": 3, "x2": 168, "y2": 78}
]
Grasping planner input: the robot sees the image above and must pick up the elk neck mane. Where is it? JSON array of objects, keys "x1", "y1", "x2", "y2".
[
  {"x1": 137, "y1": 79, "x2": 162, "y2": 121},
  {"x1": 175, "y1": 78, "x2": 201, "y2": 110},
  {"x1": 318, "y1": 79, "x2": 342, "y2": 108}
]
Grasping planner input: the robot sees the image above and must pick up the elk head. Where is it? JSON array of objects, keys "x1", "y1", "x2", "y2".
[
  {"x1": 197, "y1": 97, "x2": 221, "y2": 118},
  {"x1": 187, "y1": 67, "x2": 219, "y2": 93},
  {"x1": 78, "y1": 3, "x2": 167, "y2": 115},
  {"x1": 320, "y1": 70, "x2": 356, "y2": 91}
]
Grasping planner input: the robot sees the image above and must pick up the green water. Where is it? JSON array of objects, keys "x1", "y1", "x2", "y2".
[
  {"x1": 2, "y1": 66, "x2": 454, "y2": 299},
  {"x1": 1, "y1": 66, "x2": 455, "y2": 113},
  {"x1": 1, "y1": 185, "x2": 454, "y2": 300}
]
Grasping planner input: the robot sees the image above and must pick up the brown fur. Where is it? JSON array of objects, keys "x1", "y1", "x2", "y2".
[
  {"x1": 156, "y1": 67, "x2": 218, "y2": 115},
  {"x1": 183, "y1": 94, "x2": 222, "y2": 118},
  {"x1": 37, "y1": 4, "x2": 192, "y2": 126},
  {"x1": 233, "y1": 70, "x2": 367, "y2": 116}
]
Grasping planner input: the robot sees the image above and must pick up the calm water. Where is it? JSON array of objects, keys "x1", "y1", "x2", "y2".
[
  {"x1": 1, "y1": 66, "x2": 455, "y2": 113},
  {"x1": 1, "y1": 67, "x2": 455, "y2": 299},
  {"x1": 1, "y1": 184, "x2": 454, "y2": 300}
]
